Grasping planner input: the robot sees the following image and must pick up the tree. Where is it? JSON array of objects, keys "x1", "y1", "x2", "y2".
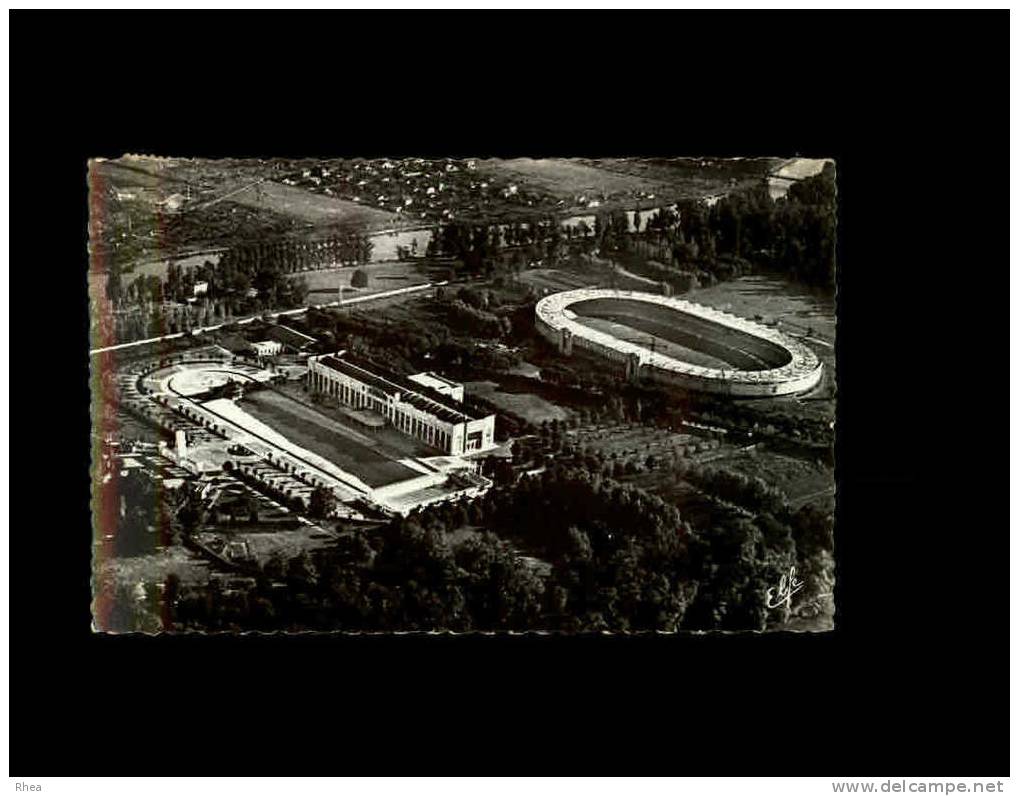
[
  {"x1": 308, "y1": 487, "x2": 337, "y2": 519},
  {"x1": 247, "y1": 497, "x2": 260, "y2": 524},
  {"x1": 105, "y1": 261, "x2": 123, "y2": 303},
  {"x1": 350, "y1": 269, "x2": 368, "y2": 289}
]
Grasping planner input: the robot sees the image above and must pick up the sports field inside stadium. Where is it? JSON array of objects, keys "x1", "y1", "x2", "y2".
[
  {"x1": 568, "y1": 296, "x2": 793, "y2": 371},
  {"x1": 237, "y1": 390, "x2": 419, "y2": 488},
  {"x1": 536, "y1": 288, "x2": 823, "y2": 397},
  {"x1": 570, "y1": 314, "x2": 731, "y2": 370}
]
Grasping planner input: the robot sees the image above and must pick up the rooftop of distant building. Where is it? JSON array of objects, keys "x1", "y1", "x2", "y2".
[{"x1": 316, "y1": 352, "x2": 488, "y2": 424}]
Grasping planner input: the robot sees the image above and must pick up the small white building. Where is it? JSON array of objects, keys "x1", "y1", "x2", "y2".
[
  {"x1": 407, "y1": 372, "x2": 465, "y2": 403},
  {"x1": 193, "y1": 281, "x2": 209, "y2": 297},
  {"x1": 250, "y1": 340, "x2": 283, "y2": 358}
]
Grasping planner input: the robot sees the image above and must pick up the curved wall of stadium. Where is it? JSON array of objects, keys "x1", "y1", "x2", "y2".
[
  {"x1": 535, "y1": 289, "x2": 823, "y2": 398},
  {"x1": 569, "y1": 297, "x2": 793, "y2": 371},
  {"x1": 639, "y1": 357, "x2": 822, "y2": 397}
]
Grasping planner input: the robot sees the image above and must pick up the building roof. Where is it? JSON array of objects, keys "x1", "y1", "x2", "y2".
[
  {"x1": 267, "y1": 324, "x2": 317, "y2": 350},
  {"x1": 217, "y1": 333, "x2": 250, "y2": 353},
  {"x1": 407, "y1": 371, "x2": 461, "y2": 393},
  {"x1": 317, "y1": 353, "x2": 488, "y2": 425}
]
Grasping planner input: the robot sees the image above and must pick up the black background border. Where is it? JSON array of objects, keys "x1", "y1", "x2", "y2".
[{"x1": 9, "y1": 10, "x2": 1008, "y2": 775}]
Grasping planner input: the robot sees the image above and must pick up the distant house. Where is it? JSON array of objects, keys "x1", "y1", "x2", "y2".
[
  {"x1": 193, "y1": 281, "x2": 209, "y2": 297},
  {"x1": 249, "y1": 340, "x2": 283, "y2": 358}
]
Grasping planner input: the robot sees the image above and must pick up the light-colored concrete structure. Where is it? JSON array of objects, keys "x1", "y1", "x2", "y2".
[
  {"x1": 116, "y1": 351, "x2": 494, "y2": 517},
  {"x1": 407, "y1": 371, "x2": 465, "y2": 402},
  {"x1": 535, "y1": 288, "x2": 823, "y2": 397},
  {"x1": 307, "y1": 352, "x2": 496, "y2": 454},
  {"x1": 249, "y1": 340, "x2": 283, "y2": 358}
]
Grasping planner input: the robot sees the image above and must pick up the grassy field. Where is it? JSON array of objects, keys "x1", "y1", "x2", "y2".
[
  {"x1": 620, "y1": 442, "x2": 835, "y2": 516},
  {"x1": 240, "y1": 389, "x2": 419, "y2": 487},
  {"x1": 92, "y1": 158, "x2": 400, "y2": 281},
  {"x1": 478, "y1": 158, "x2": 665, "y2": 198},
  {"x1": 516, "y1": 266, "x2": 606, "y2": 293},
  {"x1": 689, "y1": 274, "x2": 836, "y2": 345},
  {"x1": 583, "y1": 157, "x2": 781, "y2": 196},
  {"x1": 299, "y1": 261, "x2": 432, "y2": 300},
  {"x1": 272, "y1": 381, "x2": 436, "y2": 459},
  {"x1": 570, "y1": 314, "x2": 732, "y2": 369},
  {"x1": 134, "y1": 157, "x2": 402, "y2": 230},
  {"x1": 702, "y1": 447, "x2": 835, "y2": 513},
  {"x1": 465, "y1": 380, "x2": 573, "y2": 424},
  {"x1": 217, "y1": 178, "x2": 397, "y2": 229},
  {"x1": 119, "y1": 251, "x2": 223, "y2": 289},
  {"x1": 116, "y1": 413, "x2": 172, "y2": 444},
  {"x1": 90, "y1": 159, "x2": 301, "y2": 268},
  {"x1": 511, "y1": 253, "x2": 660, "y2": 296},
  {"x1": 619, "y1": 469, "x2": 733, "y2": 527},
  {"x1": 475, "y1": 157, "x2": 778, "y2": 215},
  {"x1": 688, "y1": 274, "x2": 837, "y2": 410},
  {"x1": 229, "y1": 528, "x2": 337, "y2": 563},
  {"x1": 571, "y1": 424, "x2": 705, "y2": 461},
  {"x1": 94, "y1": 545, "x2": 214, "y2": 592}
]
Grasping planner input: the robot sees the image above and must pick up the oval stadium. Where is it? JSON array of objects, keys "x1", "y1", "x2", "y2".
[{"x1": 535, "y1": 288, "x2": 823, "y2": 397}]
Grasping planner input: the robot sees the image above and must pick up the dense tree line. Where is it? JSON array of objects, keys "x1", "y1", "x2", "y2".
[
  {"x1": 293, "y1": 304, "x2": 522, "y2": 379},
  {"x1": 442, "y1": 300, "x2": 512, "y2": 338},
  {"x1": 101, "y1": 231, "x2": 378, "y2": 343},
  {"x1": 164, "y1": 463, "x2": 824, "y2": 633},
  {"x1": 581, "y1": 166, "x2": 836, "y2": 290},
  {"x1": 529, "y1": 339, "x2": 834, "y2": 452},
  {"x1": 94, "y1": 468, "x2": 175, "y2": 558},
  {"x1": 432, "y1": 286, "x2": 513, "y2": 338},
  {"x1": 642, "y1": 166, "x2": 836, "y2": 288},
  {"x1": 156, "y1": 166, "x2": 837, "y2": 306},
  {"x1": 426, "y1": 216, "x2": 574, "y2": 274},
  {"x1": 681, "y1": 463, "x2": 787, "y2": 516},
  {"x1": 99, "y1": 431, "x2": 832, "y2": 633}
]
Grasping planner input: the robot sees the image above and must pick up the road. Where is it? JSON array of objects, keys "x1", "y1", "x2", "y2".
[{"x1": 89, "y1": 280, "x2": 446, "y2": 356}]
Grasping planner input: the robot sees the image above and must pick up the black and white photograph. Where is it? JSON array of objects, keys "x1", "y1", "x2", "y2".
[
  {"x1": 88, "y1": 154, "x2": 837, "y2": 634},
  {"x1": 10, "y1": 3, "x2": 1011, "y2": 784}
]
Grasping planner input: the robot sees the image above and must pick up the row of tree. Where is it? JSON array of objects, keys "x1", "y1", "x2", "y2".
[
  {"x1": 530, "y1": 339, "x2": 834, "y2": 453},
  {"x1": 163, "y1": 462, "x2": 823, "y2": 633},
  {"x1": 582, "y1": 167, "x2": 835, "y2": 290},
  {"x1": 673, "y1": 166, "x2": 836, "y2": 287},
  {"x1": 106, "y1": 232, "x2": 373, "y2": 309}
]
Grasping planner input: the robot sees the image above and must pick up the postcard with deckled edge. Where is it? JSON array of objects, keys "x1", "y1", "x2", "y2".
[{"x1": 89, "y1": 156, "x2": 836, "y2": 634}]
